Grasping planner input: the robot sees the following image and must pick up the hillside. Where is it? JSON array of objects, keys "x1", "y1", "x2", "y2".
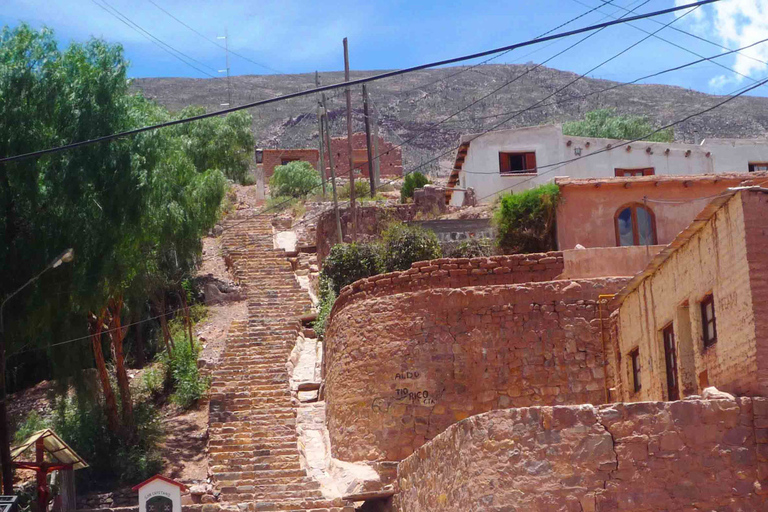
[{"x1": 131, "y1": 64, "x2": 768, "y2": 176}]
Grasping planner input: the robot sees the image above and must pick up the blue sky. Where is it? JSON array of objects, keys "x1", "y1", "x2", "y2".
[{"x1": 2, "y1": 0, "x2": 768, "y2": 96}]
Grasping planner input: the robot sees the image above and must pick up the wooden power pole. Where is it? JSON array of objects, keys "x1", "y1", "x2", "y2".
[
  {"x1": 343, "y1": 37, "x2": 356, "y2": 240},
  {"x1": 322, "y1": 95, "x2": 343, "y2": 244},
  {"x1": 315, "y1": 71, "x2": 326, "y2": 197},
  {"x1": 362, "y1": 84, "x2": 375, "y2": 197}
]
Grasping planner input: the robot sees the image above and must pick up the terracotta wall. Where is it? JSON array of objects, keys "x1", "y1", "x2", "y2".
[
  {"x1": 331, "y1": 253, "x2": 565, "y2": 316},
  {"x1": 561, "y1": 245, "x2": 664, "y2": 279},
  {"x1": 394, "y1": 398, "x2": 768, "y2": 511},
  {"x1": 262, "y1": 148, "x2": 319, "y2": 179},
  {"x1": 325, "y1": 277, "x2": 628, "y2": 462},
  {"x1": 556, "y1": 176, "x2": 745, "y2": 250},
  {"x1": 616, "y1": 191, "x2": 767, "y2": 401},
  {"x1": 328, "y1": 133, "x2": 403, "y2": 179}
]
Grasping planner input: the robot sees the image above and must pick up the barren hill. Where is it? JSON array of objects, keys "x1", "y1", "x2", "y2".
[{"x1": 131, "y1": 64, "x2": 768, "y2": 176}]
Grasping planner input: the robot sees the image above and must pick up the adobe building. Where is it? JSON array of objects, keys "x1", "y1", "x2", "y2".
[
  {"x1": 328, "y1": 132, "x2": 403, "y2": 179},
  {"x1": 554, "y1": 173, "x2": 767, "y2": 250},
  {"x1": 446, "y1": 123, "x2": 768, "y2": 205},
  {"x1": 612, "y1": 187, "x2": 768, "y2": 402},
  {"x1": 258, "y1": 148, "x2": 319, "y2": 179}
]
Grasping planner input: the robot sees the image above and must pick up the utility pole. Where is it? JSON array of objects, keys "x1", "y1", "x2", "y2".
[
  {"x1": 362, "y1": 84, "x2": 375, "y2": 197},
  {"x1": 372, "y1": 107, "x2": 380, "y2": 188},
  {"x1": 315, "y1": 71, "x2": 326, "y2": 197},
  {"x1": 343, "y1": 37, "x2": 356, "y2": 240},
  {"x1": 218, "y1": 29, "x2": 232, "y2": 106},
  {"x1": 322, "y1": 95, "x2": 343, "y2": 244}
]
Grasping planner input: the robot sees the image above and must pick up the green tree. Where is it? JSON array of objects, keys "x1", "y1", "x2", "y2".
[
  {"x1": 380, "y1": 223, "x2": 442, "y2": 272},
  {"x1": 562, "y1": 108, "x2": 674, "y2": 142},
  {"x1": 494, "y1": 184, "x2": 560, "y2": 254},
  {"x1": 269, "y1": 160, "x2": 322, "y2": 198},
  {"x1": 400, "y1": 171, "x2": 430, "y2": 202}
]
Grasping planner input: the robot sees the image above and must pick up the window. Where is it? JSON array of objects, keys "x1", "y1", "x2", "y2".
[
  {"x1": 663, "y1": 324, "x2": 680, "y2": 401},
  {"x1": 630, "y1": 348, "x2": 641, "y2": 393},
  {"x1": 615, "y1": 204, "x2": 657, "y2": 246},
  {"x1": 499, "y1": 151, "x2": 536, "y2": 175},
  {"x1": 255, "y1": 149, "x2": 263, "y2": 164},
  {"x1": 701, "y1": 294, "x2": 717, "y2": 347},
  {"x1": 281, "y1": 157, "x2": 301, "y2": 165},
  {"x1": 615, "y1": 168, "x2": 655, "y2": 177},
  {"x1": 749, "y1": 162, "x2": 768, "y2": 173}
]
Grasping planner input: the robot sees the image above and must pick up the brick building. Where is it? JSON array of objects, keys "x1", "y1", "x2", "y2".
[
  {"x1": 328, "y1": 133, "x2": 403, "y2": 179},
  {"x1": 259, "y1": 148, "x2": 319, "y2": 179},
  {"x1": 613, "y1": 187, "x2": 768, "y2": 401}
]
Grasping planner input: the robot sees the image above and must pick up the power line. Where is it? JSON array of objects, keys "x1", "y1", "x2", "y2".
[
  {"x1": 147, "y1": 0, "x2": 283, "y2": 75},
  {"x1": 1, "y1": 0, "x2": 721, "y2": 165},
  {"x1": 92, "y1": 0, "x2": 218, "y2": 78}
]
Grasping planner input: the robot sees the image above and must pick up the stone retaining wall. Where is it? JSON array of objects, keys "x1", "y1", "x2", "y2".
[
  {"x1": 394, "y1": 398, "x2": 768, "y2": 511},
  {"x1": 330, "y1": 253, "x2": 565, "y2": 317},
  {"x1": 324, "y1": 278, "x2": 627, "y2": 462}
]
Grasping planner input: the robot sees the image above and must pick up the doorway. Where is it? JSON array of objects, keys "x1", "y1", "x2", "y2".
[{"x1": 663, "y1": 324, "x2": 680, "y2": 401}]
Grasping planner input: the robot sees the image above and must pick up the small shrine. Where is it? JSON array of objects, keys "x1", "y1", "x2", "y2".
[
  {"x1": 10, "y1": 429, "x2": 87, "y2": 512},
  {"x1": 132, "y1": 475, "x2": 186, "y2": 512}
]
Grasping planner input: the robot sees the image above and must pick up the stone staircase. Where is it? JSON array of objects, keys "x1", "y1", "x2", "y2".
[{"x1": 209, "y1": 213, "x2": 351, "y2": 512}]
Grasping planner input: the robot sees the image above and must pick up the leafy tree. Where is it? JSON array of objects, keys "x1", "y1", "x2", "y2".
[
  {"x1": 380, "y1": 223, "x2": 442, "y2": 272},
  {"x1": 400, "y1": 171, "x2": 430, "y2": 202},
  {"x1": 0, "y1": 24, "x2": 243, "y2": 486},
  {"x1": 562, "y1": 108, "x2": 673, "y2": 142},
  {"x1": 494, "y1": 184, "x2": 560, "y2": 254},
  {"x1": 322, "y1": 242, "x2": 383, "y2": 295},
  {"x1": 269, "y1": 160, "x2": 321, "y2": 198}
]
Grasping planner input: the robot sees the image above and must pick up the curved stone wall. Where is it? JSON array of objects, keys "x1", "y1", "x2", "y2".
[
  {"x1": 330, "y1": 252, "x2": 565, "y2": 317},
  {"x1": 393, "y1": 399, "x2": 768, "y2": 511},
  {"x1": 324, "y1": 277, "x2": 627, "y2": 462}
]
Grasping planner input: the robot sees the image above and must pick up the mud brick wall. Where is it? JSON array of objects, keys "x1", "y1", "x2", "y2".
[
  {"x1": 262, "y1": 148, "x2": 319, "y2": 179},
  {"x1": 394, "y1": 398, "x2": 768, "y2": 511},
  {"x1": 324, "y1": 278, "x2": 628, "y2": 462},
  {"x1": 330, "y1": 253, "x2": 565, "y2": 317},
  {"x1": 329, "y1": 133, "x2": 403, "y2": 179}
]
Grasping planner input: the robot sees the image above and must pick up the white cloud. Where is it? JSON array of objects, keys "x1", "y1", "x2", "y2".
[
  {"x1": 708, "y1": 74, "x2": 734, "y2": 89},
  {"x1": 675, "y1": 0, "x2": 768, "y2": 82}
]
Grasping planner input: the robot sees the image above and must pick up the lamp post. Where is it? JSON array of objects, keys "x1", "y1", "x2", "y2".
[{"x1": 0, "y1": 248, "x2": 74, "y2": 494}]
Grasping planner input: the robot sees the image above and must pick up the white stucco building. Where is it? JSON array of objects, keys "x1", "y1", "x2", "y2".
[{"x1": 446, "y1": 124, "x2": 768, "y2": 205}]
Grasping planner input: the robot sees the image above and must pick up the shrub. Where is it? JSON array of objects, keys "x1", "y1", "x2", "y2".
[
  {"x1": 13, "y1": 411, "x2": 50, "y2": 444},
  {"x1": 445, "y1": 238, "x2": 494, "y2": 258},
  {"x1": 400, "y1": 172, "x2": 430, "y2": 202},
  {"x1": 139, "y1": 365, "x2": 166, "y2": 400},
  {"x1": 494, "y1": 183, "x2": 560, "y2": 254},
  {"x1": 269, "y1": 161, "x2": 321, "y2": 198},
  {"x1": 380, "y1": 223, "x2": 442, "y2": 272},
  {"x1": 563, "y1": 108, "x2": 674, "y2": 142},
  {"x1": 266, "y1": 195, "x2": 299, "y2": 212},
  {"x1": 322, "y1": 242, "x2": 383, "y2": 294},
  {"x1": 52, "y1": 395, "x2": 163, "y2": 490},
  {"x1": 312, "y1": 275, "x2": 336, "y2": 339},
  {"x1": 339, "y1": 180, "x2": 372, "y2": 200},
  {"x1": 160, "y1": 336, "x2": 209, "y2": 409}
]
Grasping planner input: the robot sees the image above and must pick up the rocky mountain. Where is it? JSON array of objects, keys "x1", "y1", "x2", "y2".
[{"x1": 130, "y1": 64, "x2": 768, "y2": 176}]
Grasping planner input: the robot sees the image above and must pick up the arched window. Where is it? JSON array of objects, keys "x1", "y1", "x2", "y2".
[{"x1": 615, "y1": 203, "x2": 657, "y2": 246}]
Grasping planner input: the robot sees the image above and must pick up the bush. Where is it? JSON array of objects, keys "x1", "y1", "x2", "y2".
[
  {"x1": 322, "y1": 242, "x2": 383, "y2": 294},
  {"x1": 13, "y1": 411, "x2": 50, "y2": 444},
  {"x1": 400, "y1": 172, "x2": 430, "y2": 202},
  {"x1": 159, "y1": 337, "x2": 209, "y2": 409},
  {"x1": 339, "y1": 180, "x2": 372, "y2": 200},
  {"x1": 52, "y1": 395, "x2": 163, "y2": 490},
  {"x1": 312, "y1": 275, "x2": 336, "y2": 339},
  {"x1": 139, "y1": 365, "x2": 166, "y2": 400},
  {"x1": 380, "y1": 223, "x2": 442, "y2": 272},
  {"x1": 445, "y1": 238, "x2": 494, "y2": 258},
  {"x1": 494, "y1": 183, "x2": 560, "y2": 254},
  {"x1": 269, "y1": 161, "x2": 321, "y2": 198},
  {"x1": 266, "y1": 195, "x2": 299, "y2": 212}
]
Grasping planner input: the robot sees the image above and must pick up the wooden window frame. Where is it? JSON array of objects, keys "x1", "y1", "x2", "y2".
[
  {"x1": 701, "y1": 293, "x2": 717, "y2": 348},
  {"x1": 748, "y1": 162, "x2": 768, "y2": 173},
  {"x1": 615, "y1": 167, "x2": 655, "y2": 177},
  {"x1": 499, "y1": 151, "x2": 537, "y2": 175},
  {"x1": 630, "y1": 347, "x2": 641, "y2": 393},
  {"x1": 614, "y1": 203, "x2": 658, "y2": 247},
  {"x1": 662, "y1": 323, "x2": 680, "y2": 401}
]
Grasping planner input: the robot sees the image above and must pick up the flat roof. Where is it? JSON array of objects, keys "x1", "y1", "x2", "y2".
[{"x1": 555, "y1": 172, "x2": 768, "y2": 188}]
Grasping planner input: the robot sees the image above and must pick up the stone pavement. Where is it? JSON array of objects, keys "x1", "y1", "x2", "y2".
[{"x1": 209, "y1": 212, "x2": 352, "y2": 512}]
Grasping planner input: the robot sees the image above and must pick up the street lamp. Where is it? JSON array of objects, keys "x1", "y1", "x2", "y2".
[{"x1": 0, "y1": 248, "x2": 74, "y2": 495}]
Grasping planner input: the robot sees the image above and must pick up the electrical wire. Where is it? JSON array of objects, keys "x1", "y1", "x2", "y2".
[
  {"x1": 92, "y1": 0, "x2": 218, "y2": 77},
  {"x1": 147, "y1": 0, "x2": 284, "y2": 75},
  {"x1": 0, "y1": 0, "x2": 720, "y2": 165}
]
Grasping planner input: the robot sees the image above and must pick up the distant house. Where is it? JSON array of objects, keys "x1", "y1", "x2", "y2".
[
  {"x1": 446, "y1": 124, "x2": 768, "y2": 206},
  {"x1": 329, "y1": 133, "x2": 403, "y2": 179},
  {"x1": 257, "y1": 148, "x2": 320, "y2": 180}
]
